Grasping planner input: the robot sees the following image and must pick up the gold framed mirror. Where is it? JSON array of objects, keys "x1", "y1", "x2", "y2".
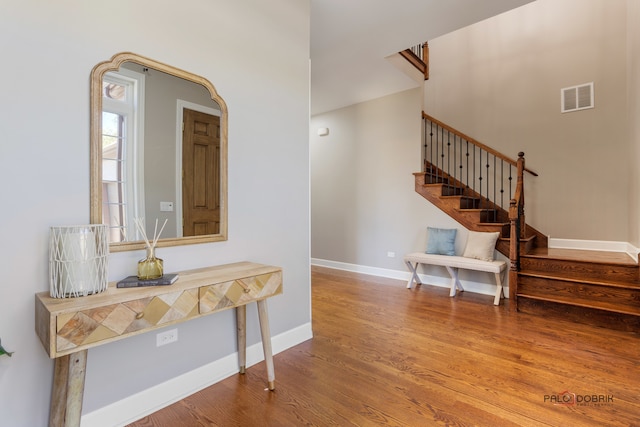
[{"x1": 90, "y1": 52, "x2": 228, "y2": 252}]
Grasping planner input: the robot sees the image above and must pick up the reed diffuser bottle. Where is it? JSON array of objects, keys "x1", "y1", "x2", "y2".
[
  {"x1": 134, "y1": 218, "x2": 168, "y2": 280},
  {"x1": 138, "y1": 246, "x2": 163, "y2": 280}
]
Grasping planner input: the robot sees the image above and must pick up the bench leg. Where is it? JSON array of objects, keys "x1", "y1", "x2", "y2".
[
  {"x1": 405, "y1": 261, "x2": 421, "y2": 289},
  {"x1": 445, "y1": 266, "x2": 463, "y2": 297},
  {"x1": 493, "y1": 271, "x2": 504, "y2": 305}
]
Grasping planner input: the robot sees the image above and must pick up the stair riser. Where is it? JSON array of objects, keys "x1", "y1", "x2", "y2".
[
  {"x1": 523, "y1": 238, "x2": 536, "y2": 254},
  {"x1": 423, "y1": 171, "x2": 450, "y2": 185},
  {"x1": 425, "y1": 176, "x2": 449, "y2": 184},
  {"x1": 459, "y1": 198, "x2": 480, "y2": 209},
  {"x1": 417, "y1": 183, "x2": 466, "y2": 198},
  {"x1": 518, "y1": 275, "x2": 640, "y2": 315},
  {"x1": 484, "y1": 224, "x2": 510, "y2": 236},
  {"x1": 480, "y1": 210, "x2": 497, "y2": 223},
  {"x1": 520, "y1": 257, "x2": 639, "y2": 283},
  {"x1": 517, "y1": 297, "x2": 640, "y2": 332},
  {"x1": 455, "y1": 210, "x2": 499, "y2": 224},
  {"x1": 497, "y1": 238, "x2": 534, "y2": 251},
  {"x1": 458, "y1": 198, "x2": 501, "y2": 211},
  {"x1": 441, "y1": 186, "x2": 464, "y2": 196}
]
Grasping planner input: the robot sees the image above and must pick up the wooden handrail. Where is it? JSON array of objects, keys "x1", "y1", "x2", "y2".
[
  {"x1": 399, "y1": 49, "x2": 426, "y2": 75},
  {"x1": 399, "y1": 42, "x2": 429, "y2": 80},
  {"x1": 422, "y1": 112, "x2": 538, "y2": 177}
]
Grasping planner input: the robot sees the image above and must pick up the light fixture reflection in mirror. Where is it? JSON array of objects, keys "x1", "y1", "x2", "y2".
[{"x1": 90, "y1": 52, "x2": 228, "y2": 252}]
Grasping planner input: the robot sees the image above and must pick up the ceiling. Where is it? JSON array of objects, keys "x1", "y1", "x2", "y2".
[{"x1": 310, "y1": 0, "x2": 535, "y2": 115}]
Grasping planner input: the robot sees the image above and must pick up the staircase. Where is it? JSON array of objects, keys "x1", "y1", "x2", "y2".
[
  {"x1": 415, "y1": 113, "x2": 640, "y2": 331},
  {"x1": 517, "y1": 248, "x2": 640, "y2": 331},
  {"x1": 399, "y1": 42, "x2": 429, "y2": 80},
  {"x1": 413, "y1": 165, "x2": 545, "y2": 258}
]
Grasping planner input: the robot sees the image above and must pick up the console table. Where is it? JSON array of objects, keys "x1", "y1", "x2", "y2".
[{"x1": 35, "y1": 261, "x2": 283, "y2": 427}]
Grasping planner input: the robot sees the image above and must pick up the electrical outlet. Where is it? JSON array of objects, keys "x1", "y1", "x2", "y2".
[
  {"x1": 156, "y1": 328, "x2": 178, "y2": 347},
  {"x1": 387, "y1": 251, "x2": 396, "y2": 258}
]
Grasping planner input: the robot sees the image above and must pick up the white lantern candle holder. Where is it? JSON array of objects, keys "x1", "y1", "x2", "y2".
[{"x1": 49, "y1": 224, "x2": 109, "y2": 298}]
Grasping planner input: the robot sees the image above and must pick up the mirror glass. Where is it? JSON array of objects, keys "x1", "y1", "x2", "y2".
[{"x1": 90, "y1": 52, "x2": 228, "y2": 252}]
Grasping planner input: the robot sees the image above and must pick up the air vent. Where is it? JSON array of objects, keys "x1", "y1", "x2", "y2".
[{"x1": 561, "y1": 82, "x2": 594, "y2": 113}]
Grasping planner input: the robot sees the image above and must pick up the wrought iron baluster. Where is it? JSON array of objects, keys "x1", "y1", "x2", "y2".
[
  {"x1": 429, "y1": 122, "x2": 433, "y2": 174},
  {"x1": 500, "y1": 159, "x2": 505, "y2": 209},
  {"x1": 465, "y1": 140, "x2": 469, "y2": 191},
  {"x1": 493, "y1": 156, "x2": 498, "y2": 211},
  {"x1": 478, "y1": 148, "x2": 483, "y2": 210},
  {"x1": 509, "y1": 164, "x2": 513, "y2": 201},
  {"x1": 471, "y1": 145, "x2": 482, "y2": 201},
  {"x1": 423, "y1": 117, "x2": 428, "y2": 172},
  {"x1": 440, "y1": 126, "x2": 445, "y2": 183},
  {"x1": 485, "y1": 151, "x2": 490, "y2": 212},
  {"x1": 447, "y1": 131, "x2": 451, "y2": 179},
  {"x1": 435, "y1": 124, "x2": 440, "y2": 181},
  {"x1": 453, "y1": 134, "x2": 457, "y2": 194}
]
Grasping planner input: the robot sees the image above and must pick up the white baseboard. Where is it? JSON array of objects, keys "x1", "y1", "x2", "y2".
[
  {"x1": 310, "y1": 239, "x2": 640, "y2": 299},
  {"x1": 81, "y1": 322, "x2": 313, "y2": 427},
  {"x1": 311, "y1": 258, "x2": 410, "y2": 281},
  {"x1": 311, "y1": 258, "x2": 508, "y2": 298},
  {"x1": 548, "y1": 238, "x2": 639, "y2": 261}
]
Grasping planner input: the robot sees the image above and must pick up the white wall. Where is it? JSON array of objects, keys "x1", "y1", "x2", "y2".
[
  {"x1": 425, "y1": 0, "x2": 629, "y2": 241},
  {"x1": 309, "y1": 89, "x2": 490, "y2": 266},
  {"x1": 0, "y1": 1, "x2": 310, "y2": 426},
  {"x1": 312, "y1": 89, "x2": 429, "y2": 268},
  {"x1": 311, "y1": 88, "x2": 508, "y2": 295},
  {"x1": 628, "y1": 0, "x2": 640, "y2": 247}
]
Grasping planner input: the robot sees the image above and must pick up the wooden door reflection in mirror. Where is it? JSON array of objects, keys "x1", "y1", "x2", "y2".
[
  {"x1": 182, "y1": 108, "x2": 221, "y2": 236},
  {"x1": 90, "y1": 52, "x2": 228, "y2": 252}
]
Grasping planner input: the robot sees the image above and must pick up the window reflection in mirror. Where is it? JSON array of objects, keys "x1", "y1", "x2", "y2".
[
  {"x1": 101, "y1": 69, "x2": 142, "y2": 243},
  {"x1": 90, "y1": 52, "x2": 228, "y2": 252}
]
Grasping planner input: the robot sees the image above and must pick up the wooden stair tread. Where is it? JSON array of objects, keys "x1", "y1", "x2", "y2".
[
  {"x1": 422, "y1": 183, "x2": 459, "y2": 190},
  {"x1": 516, "y1": 293, "x2": 640, "y2": 317},
  {"x1": 518, "y1": 271, "x2": 640, "y2": 289},
  {"x1": 498, "y1": 235, "x2": 535, "y2": 241},
  {"x1": 455, "y1": 208, "x2": 495, "y2": 212},
  {"x1": 523, "y1": 247, "x2": 637, "y2": 266},
  {"x1": 439, "y1": 195, "x2": 476, "y2": 200}
]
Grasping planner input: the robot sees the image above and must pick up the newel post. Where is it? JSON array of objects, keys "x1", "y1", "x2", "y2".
[
  {"x1": 508, "y1": 152, "x2": 526, "y2": 311},
  {"x1": 508, "y1": 199, "x2": 520, "y2": 311},
  {"x1": 516, "y1": 152, "x2": 526, "y2": 239},
  {"x1": 422, "y1": 42, "x2": 429, "y2": 80}
]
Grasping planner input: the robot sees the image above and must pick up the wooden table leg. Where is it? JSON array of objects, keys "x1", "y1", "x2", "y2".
[
  {"x1": 50, "y1": 356, "x2": 69, "y2": 427},
  {"x1": 49, "y1": 350, "x2": 87, "y2": 427},
  {"x1": 256, "y1": 299, "x2": 275, "y2": 390},
  {"x1": 236, "y1": 305, "x2": 247, "y2": 374}
]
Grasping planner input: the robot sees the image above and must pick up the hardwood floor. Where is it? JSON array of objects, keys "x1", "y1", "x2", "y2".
[{"x1": 128, "y1": 266, "x2": 640, "y2": 426}]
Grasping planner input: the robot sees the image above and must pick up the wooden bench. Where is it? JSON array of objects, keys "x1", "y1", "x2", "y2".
[{"x1": 404, "y1": 252, "x2": 507, "y2": 305}]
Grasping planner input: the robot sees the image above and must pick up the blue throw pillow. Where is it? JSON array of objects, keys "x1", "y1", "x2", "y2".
[{"x1": 425, "y1": 227, "x2": 457, "y2": 256}]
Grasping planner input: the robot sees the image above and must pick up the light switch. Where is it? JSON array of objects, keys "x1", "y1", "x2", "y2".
[{"x1": 160, "y1": 202, "x2": 174, "y2": 212}]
